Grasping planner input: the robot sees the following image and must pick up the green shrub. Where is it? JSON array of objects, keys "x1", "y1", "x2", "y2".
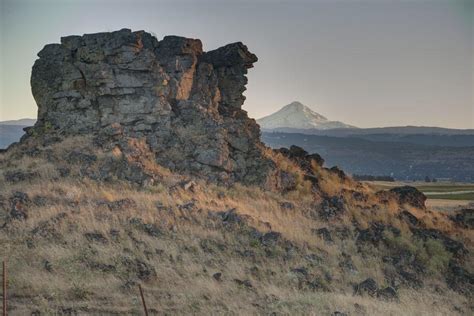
[
  {"x1": 424, "y1": 239, "x2": 452, "y2": 274},
  {"x1": 384, "y1": 231, "x2": 451, "y2": 275}
]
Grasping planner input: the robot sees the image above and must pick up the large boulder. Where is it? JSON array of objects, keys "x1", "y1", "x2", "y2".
[
  {"x1": 28, "y1": 29, "x2": 282, "y2": 187},
  {"x1": 276, "y1": 145, "x2": 324, "y2": 173},
  {"x1": 389, "y1": 186, "x2": 427, "y2": 209}
]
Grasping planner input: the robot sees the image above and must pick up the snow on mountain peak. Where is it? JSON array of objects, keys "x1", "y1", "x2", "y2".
[{"x1": 257, "y1": 101, "x2": 354, "y2": 130}]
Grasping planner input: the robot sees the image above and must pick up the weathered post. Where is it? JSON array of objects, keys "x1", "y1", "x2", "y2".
[
  {"x1": 138, "y1": 284, "x2": 148, "y2": 316},
  {"x1": 2, "y1": 261, "x2": 6, "y2": 316}
]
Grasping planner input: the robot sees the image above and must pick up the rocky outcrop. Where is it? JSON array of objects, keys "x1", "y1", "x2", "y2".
[
  {"x1": 276, "y1": 145, "x2": 324, "y2": 173},
  {"x1": 389, "y1": 186, "x2": 427, "y2": 209},
  {"x1": 28, "y1": 29, "x2": 278, "y2": 186}
]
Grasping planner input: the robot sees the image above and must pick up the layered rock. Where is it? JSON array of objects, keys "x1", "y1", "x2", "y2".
[{"x1": 29, "y1": 29, "x2": 276, "y2": 185}]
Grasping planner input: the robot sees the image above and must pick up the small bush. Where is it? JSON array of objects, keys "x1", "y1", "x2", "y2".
[
  {"x1": 383, "y1": 231, "x2": 451, "y2": 275},
  {"x1": 423, "y1": 239, "x2": 452, "y2": 274}
]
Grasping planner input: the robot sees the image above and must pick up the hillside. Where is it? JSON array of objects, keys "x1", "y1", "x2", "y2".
[{"x1": 0, "y1": 29, "x2": 472, "y2": 315}]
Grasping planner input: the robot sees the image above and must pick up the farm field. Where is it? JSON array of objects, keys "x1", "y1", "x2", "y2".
[{"x1": 364, "y1": 181, "x2": 474, "y2": 212}]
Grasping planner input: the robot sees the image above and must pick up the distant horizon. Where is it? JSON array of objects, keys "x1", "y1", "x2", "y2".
[
  {"x1": 3, "y1": 108, "x2": 474, "y2": 131},
  {"x1": 1, "y1": 0, "x2": 473, "y2": 129}
]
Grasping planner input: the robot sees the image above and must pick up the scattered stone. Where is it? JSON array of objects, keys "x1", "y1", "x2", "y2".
[
  {"x1": 217, "y1": 208, "x2": 246, "y2": 225},
  {"x1": 449, "y1": 209, "x2": 474, "y2": 229},
  {"x1": 446, "y1": 262, "x2": 474, "y2": 294},
  {"x1": 318, "y1": 196, "x2": 346, "y2": 220},
  {"x1": 67, "y1": 151, "x2": 97, "y2": 166},
  {"x1": 279, "y1": 201, "x2": 294, "y2": 210},
  {"x1": 354, "y1": 278, "x2": 378, "y2": 296},
  {"x1": 400, "y1": 210, "x2": 420, "y2": 227},
  {"x1": 350, "y1": 190, "x2": 368, "y2": 202},
  {"x1": 304, "y1": 254, "x2": 323, "y2": 265},
  {"x1": 234, "y1": 279, "x2": 253, "y2": 288},
  {"x1": 4, "y1": 170, "x2": 38, "y2": 183},
  {"x1": 212, "y1": 272, "x2": 222, "y2": 281},
  {"x1": 312, "y1": 227, "x2": 332, "y2": 243},
  {"x1": 108, "y1": 198, "x2": 136, "y2": 211},
  {"x1": 260, "y1": 231, "x2": 281, "y2": 246},
  {"x1": 397, "y1": 269, "x2": 423, "y2": 288},
  {"x1": 9, "y1": 191, "x2": 30, "y2": 220},
  {"x1": 43, "y1": 260, "x2": 53, "y2": 272},
  {"x1": 178, "y1": 180, "x2": 197, "y2": 192},
  {"x1": 200, "y1": 238, "x2": 227, "y2": 254},
  {"x1": 129, "y1": 218, "x2": 163, "y2": 237},
  {"x1": 377, "y1": 286, "x2": 398, "y2": 301},
  {"x1": 59, "y1": 307, "x2": 78, "y2": 315},
  {"x1": 334, "y1": 227, "x2": 351, "y2": 240},
  {"x1": 354, "y1": 303, "x2": 366, "y2": 314},
  {"x1": 122, "y1": 258, "x2": 156, "y2": 281},
  {"x1": 306, "y1": 277, "x2": 329, "y2": 291},
  {"x1": 356, "y1": 222, "x2": 386, "y2": 245},
  {"x1": 291, "y1": 267, "x2": 309, "y2": 277},
  {"x1": 11, "y1": 191, "x2": 29, "y2": 203},
  {"x1": 58, "y1": 167, "x2": 71, "y2": 177},
  {"x1": 84, "y1": 232, "x2": 108, "y2": 244},
  {"x1": 357, "y1": 222, "x2": 400, "y2": 246},
  {"x1": 88, "y1": 262, "x2": 116, "y2": 273},
  {"x1": 329, "y1": 166, "x2": 346, "y2": 180},
  {"x1": 155, "y1": 201, "x2": 168, "y2": 211},
  {"x1": 178, "y1": 201, "x2": 196, "y2": 211},
  {"x1": 32, "y1": 195, "x2": 49, "y2": 207},
  {"x1": 339, "y1": 253, "x2": 358, "y2": 274},
  {"x1": 31, "y1": 213, "x2": 67, "y2": 239},
  {"x1": 109, "y1": 229, "x2": 120, "y2": 240},
  {"x1": 390, "y1": 186, "x2": 426, "y2": 209}
]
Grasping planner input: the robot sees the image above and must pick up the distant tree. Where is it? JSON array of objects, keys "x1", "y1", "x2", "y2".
[
  {"x1": 425, "y1": 176, "x2": 431, "y2": 183},
  {"x1": 432, "y1": 177, "x2": 437, "y2": 183},
  {"x1": 353, "y1": 174, "x2": 395, "y2": 182}
]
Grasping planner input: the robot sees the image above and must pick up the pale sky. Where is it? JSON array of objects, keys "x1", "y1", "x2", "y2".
[{"x1": 0, "y1": 0, "x2": 473, "y2": 128}]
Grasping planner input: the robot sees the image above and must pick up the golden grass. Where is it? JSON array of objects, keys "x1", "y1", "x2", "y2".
[{"x1": 0, "y1": 137, "x2": 472, "y2": 314}]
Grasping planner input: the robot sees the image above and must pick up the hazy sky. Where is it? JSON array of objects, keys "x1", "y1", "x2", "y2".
[{"x1": 0, "y1": 0, "x2": 473, "y2": 128}]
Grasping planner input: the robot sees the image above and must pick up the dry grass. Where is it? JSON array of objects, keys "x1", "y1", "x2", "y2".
[{"x1": 0, "y1": 137, "x2": 472, "y2": 315}]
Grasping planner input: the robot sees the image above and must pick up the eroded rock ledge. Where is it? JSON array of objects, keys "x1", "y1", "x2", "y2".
[{"x1": 29, "y1": 28, "x2": 278, "y2": 185}]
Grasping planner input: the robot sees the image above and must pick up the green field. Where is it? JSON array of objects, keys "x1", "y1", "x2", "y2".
[
  {"x1": 414, "y1": 185, "x2": 474, "y2": 192},
  {"x1": 423, "y1": 192, "x2": 474, "y2": 200},
  {"x1": 365, "y1": 181, "x2": 474, "y2": 201}
]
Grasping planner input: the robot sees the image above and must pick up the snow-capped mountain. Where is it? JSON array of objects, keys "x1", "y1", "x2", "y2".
[{"x1": 257, "y1": 101, "x2": 355, "y2": 130}]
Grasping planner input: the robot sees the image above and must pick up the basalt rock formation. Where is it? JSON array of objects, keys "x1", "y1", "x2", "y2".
[{"x1": 28, "y1": 29, "x2": 278, "y2": 186}]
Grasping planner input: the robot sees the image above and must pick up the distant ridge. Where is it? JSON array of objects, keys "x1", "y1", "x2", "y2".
[
  {"x1": 257, "y1": 101, "x2": 354, "y2": 130},
  {"x1": 0, "y1": 118, "x2": 36, "y2": 126},
  {"x1": 0, "y1": 118, "x2": 36, "y2": 149},
  {"x1": 263, "y1": 126, "x2": 474, "y2": 136}
]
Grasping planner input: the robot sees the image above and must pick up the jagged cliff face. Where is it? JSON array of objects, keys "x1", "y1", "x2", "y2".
[{"x1": 29, "y1": 29, "x2": 275, "y2": 185}]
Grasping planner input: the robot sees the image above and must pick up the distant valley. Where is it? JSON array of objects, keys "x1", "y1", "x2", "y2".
[
  {"x1": 259, "y1": 102, "x2": 474, "y2": 182},
  {"x1": 262, "y1": 132, "x2": 474, "y2": 182},
  {"x1": 0, "y1": 119, "x2": 36, "y2": 149}
]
